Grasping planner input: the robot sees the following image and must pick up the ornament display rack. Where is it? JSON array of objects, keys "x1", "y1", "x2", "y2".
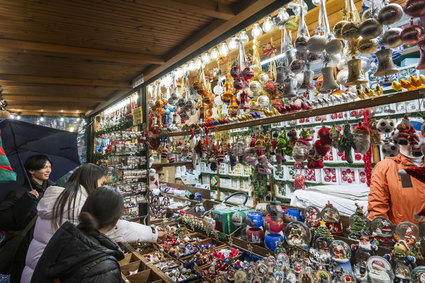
[
  {"x1": 152, "y1": 89, "x2": 425, "y2": 138},
  {"x1": 93, "y1": 93, "x2": 150, "y2": 220}
]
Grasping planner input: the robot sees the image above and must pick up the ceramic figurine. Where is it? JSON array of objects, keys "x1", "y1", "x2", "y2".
[
  {"x1": 385, "y1": 239, "x2": 417, "y2": 282},
  {"x1": 351, "y1": 235, "x2": 378, "y2": 281}
]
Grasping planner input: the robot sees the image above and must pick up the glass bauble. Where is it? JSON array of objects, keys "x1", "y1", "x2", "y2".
[
  {"x1": 381, "y1": 28, "x2": 403, "y2": 48},
  {"x1": 404, "y1": 0, "x2": 425, "y2": 18},
  {"x1": 378, "y1": 3, "x2": 403, "y2": 25},
  {"x1": 400, "y1": 24, "x2": 425, "y2": 45}
]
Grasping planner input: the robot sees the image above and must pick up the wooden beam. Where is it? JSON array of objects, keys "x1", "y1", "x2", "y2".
[
  {"x1": 153, "y1": 89, "x2": 425, "y2": 138},
  {"x1": 142, "y1": 0, "x2": 235, "y2": 20},
  {"x1": 0, "y1": 39, "x2": 165, "y2": 65},
  {"x1": 4, "y1": 94, "x2": 105, "y2": 103},
  {"x1": 7, "y1": 105, "x2": 92, "y2": 111},
  {"x1": 0, "y1": 74, "x2": 130, "y2": 88},
  {"x1": 7, "y1": 110, "x2": 84, "y2": 117}
]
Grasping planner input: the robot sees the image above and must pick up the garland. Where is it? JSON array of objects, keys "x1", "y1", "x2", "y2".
[
  {"x1": 251, "y1": 169, "x2": 268, "y2": 199},
  {"x1": 94, "y1": 120, "x2": 133, "y2": 137}
]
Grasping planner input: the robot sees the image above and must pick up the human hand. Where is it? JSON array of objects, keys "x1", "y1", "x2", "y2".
[
  {"x1": 28, "y1": 189, "x2": 39, "y2": 199},
  {"x1": 157, "y1": 230, "x2": 166, "y2": 242}
]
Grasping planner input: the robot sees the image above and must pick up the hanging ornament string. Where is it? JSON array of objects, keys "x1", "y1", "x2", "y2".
[
  {"x1": 317, "y1": 0, "x2": 330, "y2": 37},
  {"x1": 362, "y1": 108, "x2": 373, "y2": 186}
]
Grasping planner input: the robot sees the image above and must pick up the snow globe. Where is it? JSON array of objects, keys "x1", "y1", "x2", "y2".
[{"x1": 321, "y1": 202, "x2": 343, "y2": 235}]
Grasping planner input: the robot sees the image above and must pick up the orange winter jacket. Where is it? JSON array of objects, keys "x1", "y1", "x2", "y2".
[{"x1": 368, "y1": 154, "x2": 425, "y2": 225}]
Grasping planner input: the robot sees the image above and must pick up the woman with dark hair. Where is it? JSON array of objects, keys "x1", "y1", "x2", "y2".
[
  {"x1": 31, "y1": 186, "x2": 125, "y2": 283},
  {"x1": 0, "y1": 154, "x2": 53, "y2": 283},
  {"x1": 21, "y1": 163, "x2": 161, "y2": 283}
]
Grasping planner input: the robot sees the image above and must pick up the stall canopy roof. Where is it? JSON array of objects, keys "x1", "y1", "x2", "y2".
[{"x1": 0, "y1": 0, "x2": 286, "y2": 117}]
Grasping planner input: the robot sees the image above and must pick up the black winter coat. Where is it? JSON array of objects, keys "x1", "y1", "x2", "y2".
[
  {"x1": 31, "y1": 222, "x2": 124, "y2": 283},
  {"x1": 0, "y1": 178, "x2": 53, "y2": 283}
]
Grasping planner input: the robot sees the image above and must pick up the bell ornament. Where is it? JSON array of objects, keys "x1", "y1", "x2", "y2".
[
  {"x1": 381, "y1": 28, "x2": 403, "y2": 48},
  {"x1": 346, "y1": 58, "x2": 368, "y2": 86},
  {"x1": 404, "y1": 0, "x2": 425, "y2": 18},
  {"x1": 320, "y1": 66, "x2": 340, "y2": 92},
  {"x1": 400, "y1": 24, "x2": 425, "y2": 45},
  {"x1": 281, "y1": 77, "x2": 298, "y2": 98},
  {"x1": 374, "y1": 48, "x2": 399, "y2": 77},
  {"x1": 299, "y1": 69, "x2": 315, "y2": 90},
  {"x1": 358, "y1": 18, "x2": 383, "y2": 39},
  {"x1": 378, "y1": 3, "x2": 403, "y2": 25},
  {"x1": 357, "y1": 38, "x2": 378, "y2": 54}
]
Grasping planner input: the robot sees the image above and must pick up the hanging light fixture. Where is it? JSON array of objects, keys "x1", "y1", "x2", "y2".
[
  {"x1": 219, "y1": 42, "x2": 229, "y2": 56},
  {"x1": 251, "y1": 23, "x2": 263, "y2": 38},
  {"x1": 210, "y1": 48, "x2": 219, "y2": 60},
  {"x1": 174, "y1": 68, "x2": 183, "y2": 78},
  {"x1": 239, "y1": 30, "x2": 249, "y2": 43},
  {"x1": 189, "y1": 60, "x2": 196, "y2": 71},
  {"x1": 195, "y1": 58, "x2": 202, "y2": 69},
  {"x1": 228, "y1": 37, "x2": 238, "y2": 50},
  {"x1": 16, "y1": 112, "x2": 21, "y2": 120},
  {"x1": 262, "y1": 16, "x2": 275, "y2": 33},
  {"x1": 201, "y1": 53, "x2": 211, "y2": 64},
  {"x1": 39, "y1": 114, "x2": 45, "y2": 122}
]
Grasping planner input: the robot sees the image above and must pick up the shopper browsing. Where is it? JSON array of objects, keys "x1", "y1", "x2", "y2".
[
  {"x1": 0, "y1": 155, "x2": 53, "y2": 283},
  {"x1": 31, "y1": 186, "x2": 125, "y2": 283},
  {"x1": 21, "y1": 163, "x2": 164, "y2": 283}
]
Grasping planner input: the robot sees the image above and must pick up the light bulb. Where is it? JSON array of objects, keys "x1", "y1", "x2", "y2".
[
  {"x1": 251, "y1": 23, "x2": 263, "y2": 38},
  {"x1": 60, "y1": 117, "x2": 64, "y2": 121},
  {"x1": 10, "y1": 115, "x2": 15, "y2": 119},
  {"x1": 210, "y1": 48, "x2": 219, "y2": 60},
  {"x1": 17, "y1": 115, "x2": 21, "y2": 120},
  {"x1": 195, "y1": 58, "x2": 202, "y2": 69},
  {"x1": 228, "y1": 37, "x2": 238, "y2": 50},
  {"x1": 277, "y1": 7, "x2": 289, "y2": 23},
  {"x1": 174, "y1": 68, "x2": 183, "y2": 78},
  {"x1": 240, "y1": 30, "x2": 249, "y2": 43},
  {"x1": 262, "y1": 16, "x2": 274, "y2": 33},
  {"x1": 77, "y1": 117, "x2": 81, "y2": 121},
  {"x1": 219, "y1": 42, "x2": 229, "y2": 56},
  {"x1": 189, "y1": 61, "x2": 196, "y2": 71},
  {"x1": 40, "y1": 116, "x2": 45, "y2": 122},
  {"x1": 201, "y1": 53, "x2": 211, "y2": 64}
]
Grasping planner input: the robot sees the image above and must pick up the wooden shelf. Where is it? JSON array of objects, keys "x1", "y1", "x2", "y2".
[
  {"x1": 153, "y1": 89, "x2": 425, "y2": 138},
  {"x1": 151, "y1": 161, "x2": 193, "y2": 168},
  {"x1": 162, "y1": 182, "x2": 212, "y2": 199}
]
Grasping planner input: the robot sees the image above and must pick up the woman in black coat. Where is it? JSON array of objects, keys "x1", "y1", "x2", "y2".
[{"x1": 31, "y1": 186, "x2": 125, "y2": 283}]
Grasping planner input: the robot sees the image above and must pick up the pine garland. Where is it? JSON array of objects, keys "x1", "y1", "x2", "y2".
[
  {"x1": 94, "y1": 120, "x2": 133, "y2": 137},
  {"x1": 251, "y1": 169, "x2": 268, "y2": 199}
]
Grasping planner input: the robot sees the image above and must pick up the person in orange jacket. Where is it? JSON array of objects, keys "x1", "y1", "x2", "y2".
[{"x1": 368, "y1": 139, "x2": 425, "y2": 225}]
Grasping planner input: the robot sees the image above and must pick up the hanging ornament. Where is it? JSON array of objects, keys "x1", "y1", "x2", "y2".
[
  {"x1": 352, "y1": 122, "x2": 371, "y2": 155},
  {"x1": 292, "y1": 129, "x2": 313, "y2": 163},
  {"x1": 338, "y1": 124, "x2": 354, "y2": 164}
]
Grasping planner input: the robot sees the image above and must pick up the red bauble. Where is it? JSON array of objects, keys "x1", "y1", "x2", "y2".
[
  {"x1": 242, "y1": 67, "x2": 255, "y2": 80},
  {"x1": 230, "y1": 66, "x2": 241, "y2": 78}
]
